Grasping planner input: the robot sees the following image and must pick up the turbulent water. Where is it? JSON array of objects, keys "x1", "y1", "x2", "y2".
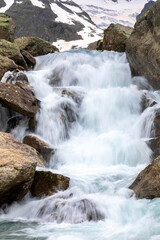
[{"x1": 1, "y1": 49, "x2": 160, "y2": 240}]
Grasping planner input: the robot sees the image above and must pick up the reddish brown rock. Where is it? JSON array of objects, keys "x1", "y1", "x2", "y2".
[
  {"x1": 102, "y1": 23, "x2": 133, "y2": 52},
  {"x1": 129, "y1": 156, "x2": 160, "y2": 199},
  {"x1": 0, "y1": 55, "x2": 18, "y2": 80},
  {"x1": 23, "y1": 135, "x2": 54, "y2": 163},
  {"x1": 0, "y1": 132, "x2": 45, "y2": 167},
  {"x1": 31, "y1": 170, "x2": 70, "y2": 197},
  {"x1": 0, "y1": 148, "x2": 36, "y2": 206},
  {"x1": 0, "y1": 82, "x2": 39, "y2": 117}
]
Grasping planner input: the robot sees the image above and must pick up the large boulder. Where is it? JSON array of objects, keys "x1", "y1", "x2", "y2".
[
  {"x1": 0, "y1": 55, "x2": 18, "y2": 80},
  {"x1": 0, "y1": 39, "x2": 27, "y2": 69},
  {"x1": 126, "y1": 0, "x2": 160, "y2": 90},
  {"x1": 31, "y1": 170, "x2": 70, "y2": 197},
  {"x1": 102, "y1": 23, "x2": 133, "y2": 52},
  {"x1": 0, "y1": 82, "x2": 39, "y2": 117},
  {"x1": 0, "y1": 14, "x2": 15, "y2": 42},
  {"x1": 23, "y1": 135, "x2": 54, "y2": 163},
  {"x1": 0, "y1": 132, "x2": 45, "y2": 167},
  {"x1": 136, "y1": 1, "x2": 155, "y2": 20},
  {"x1": 0, "y1": 148, "x2": 36, "y2": 206},
  {"x1": 15, "y1": 36, "x2": 59, "y2": 57},
  {"x1": 129, "y1": 156, "x2": 160, "y2": 199}
]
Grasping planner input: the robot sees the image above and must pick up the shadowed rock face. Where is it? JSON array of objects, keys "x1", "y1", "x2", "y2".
[
  {"x1": 0, "y1": 14, "x2": 15, "y2": 42},
  {"x1": 31, "y1": 170, "x2": 70, "y2": 197},
  {"x1": 0, "y1": 82, "x2": 39, "y2": 117},
  {"x1": 129, "y1": 156, "x2": 160, "y2": 199},
  {"x1": 136, "y1": 1, "x2": 155, "y2": 20},
  {"x1": 0, "y1": 55, "x2": 18, "y2": 80},
  {"x1": 126, "y1": 0, "x2": 160, "y2": 90},
  {"x1": 0, "y1": 148, "x2": 36, "y2": 206},
  {"x1": 23, "y1": 135, "x2": 54, "y2": 163},
  {"x1": 0, "y1": 0, "x2": 6, "y2": 8},
  {"x1": 5, "y1": 0, "x2": 85, "y2": 42}
]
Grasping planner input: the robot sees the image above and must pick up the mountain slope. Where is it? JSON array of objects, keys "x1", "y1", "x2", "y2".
[
  {"x1": 0, "y1": 0, "x2": 102, "y2": 50},
  {"x1": 74, "y1": 0, "x2": 155, "y2": 28}
]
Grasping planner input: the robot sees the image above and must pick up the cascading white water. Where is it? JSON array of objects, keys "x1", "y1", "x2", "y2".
[{"x1": 1, "y1": 49, "x2": 160, "y2": 240}]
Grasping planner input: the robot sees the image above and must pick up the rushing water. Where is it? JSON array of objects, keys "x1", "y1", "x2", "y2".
[{"x1": 1, "y1": 49, "x2": 160, "y2": 240}]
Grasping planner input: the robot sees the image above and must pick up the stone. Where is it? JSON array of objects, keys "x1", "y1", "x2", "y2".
[
  {"x1": 87, "y1": 39, "x2": 103, "y2": 51},
  {"x1": 0, "y1": 55, "x2": 18, "y2": 81},
  {"x1": 0, "y1": 14, "x2": 15, "y2": 42},
  {"x1": 0, "y1": 82, "x2": 39, "y2": 117},
  {"x1": 15, "y1": 36, "x2": 59, "y2": 57},
  {"x1": 23, "y1": 135, "x2": 54, "y2": 163},
  {"x1": 0, "y1": 148, "x2": 36, "y2": 206},
  {"x1": 0, "y1": 132, "x2": 45, "y2": 167},
  {"x1": 20, "y1": 50, "x2": 36, "y2": 69},
  {"x1": 129, "y1": 156, "x2": 160, "y2": 199},
  {"x1": 31, "y1": 170, "x2": 70, "y2": 197},
  {"x1": 126, "y1": 0, "x2": 160, "y2": 90},
  {"x1": 0, "y1": 39, "x2": 27, "y2": 69},
  {"x1": 102, "y1": 23, "x2": 133, "y2": 52}
]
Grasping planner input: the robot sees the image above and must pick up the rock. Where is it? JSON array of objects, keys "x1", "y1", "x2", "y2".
[
  {"x1": 20, "y1": 50, "x2": 36, "y2": 69},
  {"x1": 126, "y1": 0, "x2": 160, "y2": 90},
  {"x1": 0, "y1": 148, "x2": 36, "y2": 206},
  {"x1": 36, "y1": 193, "x2": 105, "y2": 223},
  {"x1": 6, "y1": 116, "x2": 23, "y2": 133},
  {"x1": 31, "y1": 170, "x2": 70, "y2": 197},
  {"x1": 102, "y1": 23, "x2": 133, "y2": 52},
  {"x1": 0, "y1": 82, "x2": 39, "y2": 117},
  {"x1": 0, "y1": 132, "x2": 45, "y2": 167},
  {"x1": 23, "y1": 135, "x2": 54, "y2": 163},
  {"x1": 136, "y1": 1, "x2": 155, "y2": 20},
  {"x1": 148, "y1": 137, "x2": 160, "y2": 160},
  {"x1": 153, "y1": 108, "x2": 160, "y2": 138},
  {"x1": 15, "y1": 36, "x2": 59, "y2": 57},
  {"x1": 0, "y1": 55, "x2": 18, "y2": 80},
  {"x1": 0, "y1": 39, "x2": 27, "y2": 69},
  {"x1": 96, "y1": 39, "x2": 103, "y2": 50},
  {"x1": 87, "y1": 39, "x2": 103, "y2": 50},
  {"x1": 0, "y1": 14, "x2": 15, "y2": 42},
  {"x1": 129, "y1": 156, "x2": 160, "y2": 199}
]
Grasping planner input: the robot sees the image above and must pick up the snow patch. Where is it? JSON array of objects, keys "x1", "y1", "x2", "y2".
[
  {"x1": 0, "y1": 0, "x2": 14, "y2": 13},
  {"x1": 30, "y1": 0, "x2": 45, "y2": 8}
]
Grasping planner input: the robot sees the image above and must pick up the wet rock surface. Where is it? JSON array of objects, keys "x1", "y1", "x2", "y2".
[
  {"x1": 23, "y1": 135, "x2": 54, "y2": 163},
  {"x1": 0, "y1": 55, "x2": 18, "y2": 80},
  {"x1": 130, "y1": 156, "x2": 160, "y2": 199},
  {"x1": 0, "y1": 82, "x2": 39, "y2": 117},
  {"x1": 0, "y1": 132, "x2": 45, "y2": 167},
  {"x1": 0, "y1": 148, "x2": 36, "y2": 206},
  {"x1": 31, "y1": 170, "x2": 70, "y2": 197}
]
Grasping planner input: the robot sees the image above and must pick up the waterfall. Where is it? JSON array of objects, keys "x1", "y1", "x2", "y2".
[{"x1": 1, "y1": 49, "x2": 160, "y2": 240}]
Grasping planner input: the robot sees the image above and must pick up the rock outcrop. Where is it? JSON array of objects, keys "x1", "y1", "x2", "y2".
[
  {"x1": 0, "y1": 132, "x2": 45, "y2": 167},
  {"x1": 0, "y1": 39, "x2": 27, "y2": 69},
  {"x1": 31, "y1": 170, "x2": 70, "y2": 197},
  {"x1": 126, "y1": 0, "x2": 160, "y2": 90},
  {"x1": 0, "y1": 55, "x2": 18, "y2": 80},
  {"x1": 0, "y1": 82, "x2": 39, "y2": 117},
  {"x1": 15, "y1": 36, "x2": 59, "y2": 57},
  {"x1": 0, "y1": 148, "x2": 36, "y2": 206},
  {"x1": 23, "y1": 135, "x2": 54, "y2": 163},
  {"x1": 136, "y1": 1, "x2": 155, "y2": 20},
  {"x1": 0, "y1": 14, "x2": 15, "y2": 42},
  {"x1": 129, "y1": 156, "x2": 160, "y2": 199},
  {"x1": 102, "y1": 23, "x2": 133, "y2": 52}
]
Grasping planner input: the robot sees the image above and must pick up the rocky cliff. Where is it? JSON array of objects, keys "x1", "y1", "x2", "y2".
[{"x1": 126, "y1": 0, "x2": 160, "y2": 90}]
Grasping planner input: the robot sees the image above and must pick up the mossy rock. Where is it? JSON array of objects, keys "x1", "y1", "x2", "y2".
[
  {"x1": 0, "y1": 39, "x2": 27, "y2": 69},
  {"x1": 0, "y1": 13, "x2": 15, "y2": 42},
  {"x1": 15, "y1": 36, "x2": 59, "y2": 57}
]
